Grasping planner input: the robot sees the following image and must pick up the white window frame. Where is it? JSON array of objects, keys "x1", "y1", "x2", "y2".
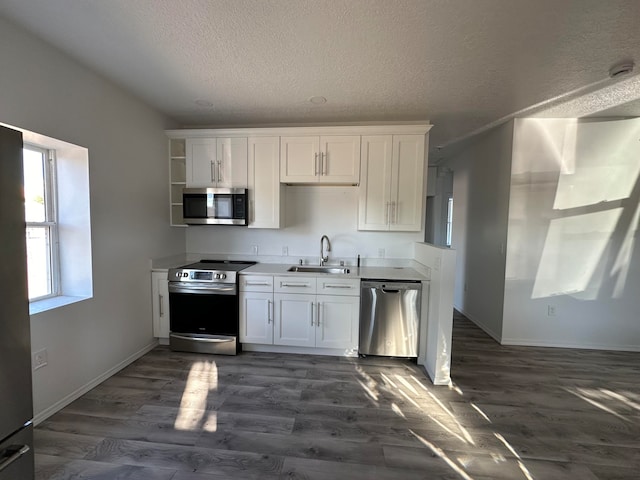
[{"x1": 24, "y1": 144, "x2": 61, "y2": 301}]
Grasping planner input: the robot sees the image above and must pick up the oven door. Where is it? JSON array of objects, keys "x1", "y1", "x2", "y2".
[{"x1": 168, "y1": 282, "x2": 240, "y2": 355}]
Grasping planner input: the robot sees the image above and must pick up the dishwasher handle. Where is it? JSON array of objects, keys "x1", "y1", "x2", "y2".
[{"x1": 361, "y1": 280, "x2": 421, "y2": 292}]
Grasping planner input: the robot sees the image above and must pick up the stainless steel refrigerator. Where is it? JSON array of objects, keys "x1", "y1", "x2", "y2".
[{"x1": 0, "y1": 125, "x2": 35, "y2": 479}]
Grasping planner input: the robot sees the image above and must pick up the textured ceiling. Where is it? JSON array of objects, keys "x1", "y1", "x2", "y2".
[{"x1": 0, "y1": 0, "x2": 639, "y2": 161}]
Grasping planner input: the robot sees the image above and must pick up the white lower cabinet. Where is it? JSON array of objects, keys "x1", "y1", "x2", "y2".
[
  {"x1": 151, "y1": 271, "x2": 170, "y2": 339},
  {"x1": 240, "y1": 291, "x2": 274, "y2": 344},
  {"x1": 240, "y1": 275, "x2": 275, "y2": 344},
  {"x1": 240, "y1": 274, "x2": 360, "y2": 353},
  {"x1": 274, "y1": 293, "x2": 316, "y2": 347},
  {"x1": 273, "y1": 293, "x2": 359, "y2": 350},
  {"x1": 273, "y1": 276, "x2": 360, "y2": 351},
  {"x1": 315, "y1": 295, "x2": 360, "y2": 349}
]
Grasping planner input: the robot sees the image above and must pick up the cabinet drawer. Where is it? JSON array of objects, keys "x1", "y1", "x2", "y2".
[
  {"x1": 274, "y1": 276, "x2": 317, "y2": 293},
  {"x1": 240, "y1": 275, "x2": 274, "y2": 292},
  {"x1": 317, "y1": 278, "x2": 360, "y2": 296}
]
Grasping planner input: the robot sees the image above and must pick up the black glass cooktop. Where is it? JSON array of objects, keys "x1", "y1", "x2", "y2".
[{"x1": 180, "y1": 259, "x2": 257, "y2": 272}]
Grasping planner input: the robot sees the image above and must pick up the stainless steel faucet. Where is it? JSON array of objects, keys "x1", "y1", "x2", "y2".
[{"x1": 320, "y1": 235, "x2": 331, "y2": 266}]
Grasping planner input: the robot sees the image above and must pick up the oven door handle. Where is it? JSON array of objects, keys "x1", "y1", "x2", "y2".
[
  {"x1": 170, "y1": 334, "x2": 235, "y2": 343},
  {"x1": 168, "y1": 283, "x2": 236, "y2": 295}
]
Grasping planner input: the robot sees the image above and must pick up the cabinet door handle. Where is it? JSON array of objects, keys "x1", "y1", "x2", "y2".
[
  {"x1": 281, "y1": 282, "x2": 310, "y2": 288},
  {"x1": 0, "y1": 444, "x2": 30, "y2": 473},
  {"x1": 218, "y1": 161, "x2": 223, "y2": 183},
  {"x1": 314, "y1": 152, "x2": 319, "y2": 176},
  {"x1": 159, "y1": 294, "x2": 164, "y2": 317},
  {"x1": 310, "y1": 302, "x2": 314, "y2": 326},
  {"x1": 322, "y1": 152, "x2": 327, "y2": 176},
  {"x1": 324, "y1": 284, "x2": 352, "y2": 289},
  {"x1": 317, "y1": 301, "x2": 321, "y2": 327},
  {"x1": 210, "y1": 161, "x2": 216, "y2": 182},
  {"x1": 267, "y1": 300, "x2": 272, "y2": 323},
  {"x1": 246, "y1": 281, "x2": 270, "y2": 286}
]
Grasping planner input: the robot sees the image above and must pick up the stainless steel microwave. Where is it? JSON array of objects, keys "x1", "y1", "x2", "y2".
[{"x1": 182, "y1": 188, "x2": 248, "y2": 225}]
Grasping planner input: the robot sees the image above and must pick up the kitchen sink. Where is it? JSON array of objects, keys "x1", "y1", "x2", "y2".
[{"x1": 287, "y1": 266, "x2": 350, "y2": 274}]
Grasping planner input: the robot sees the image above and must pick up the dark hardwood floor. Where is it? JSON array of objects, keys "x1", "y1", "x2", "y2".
[{"x1": 35, "y1": 312, "x2": 640, "y2": 479}]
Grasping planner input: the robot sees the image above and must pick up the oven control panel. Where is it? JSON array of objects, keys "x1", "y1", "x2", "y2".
[{"x1": 169, "y1": 269, "x2": 232, "y2": 283}]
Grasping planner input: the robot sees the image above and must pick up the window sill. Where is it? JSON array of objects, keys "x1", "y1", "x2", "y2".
[{"x1": 29, "y1": 295, "x2": 91, "y2": 315}]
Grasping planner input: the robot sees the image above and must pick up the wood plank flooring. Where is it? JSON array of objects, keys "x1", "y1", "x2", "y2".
[{"x1": 35, "y1": 312, "x2": 640, "y2": 479}]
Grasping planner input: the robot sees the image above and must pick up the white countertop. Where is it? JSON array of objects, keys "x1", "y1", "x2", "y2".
[
  {"x1": 242, "y1": 263, "x2": 429, "y2": 281},
  {"x1": 151, "y1": 255, "x2": 430, "y2": 281}
]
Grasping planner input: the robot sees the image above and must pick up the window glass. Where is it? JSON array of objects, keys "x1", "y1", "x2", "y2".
[
  {"x1": 446, "y1": 197, "x2": 453, "y2": 247},
  {"x1": 23, "y1": 147, "x2": 47, "y2": 222},
  {"x1": 25, "y1": 226, "x2": 53, "y2": 299},
  {"x1": 23, "y1": 145, "x2": 57, "y2": 300}
]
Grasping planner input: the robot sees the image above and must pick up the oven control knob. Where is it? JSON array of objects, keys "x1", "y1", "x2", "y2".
[{"x1": 217, "y1": 273, "x2": 227, "y2": 279}]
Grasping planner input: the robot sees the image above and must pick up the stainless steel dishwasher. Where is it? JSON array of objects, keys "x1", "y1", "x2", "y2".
[{"x1": 359, "y1": 280, "x2": 422, "y2": 357}]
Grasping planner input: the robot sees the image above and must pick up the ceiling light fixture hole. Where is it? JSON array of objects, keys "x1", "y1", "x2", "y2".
[
  {"x1": 194, "y1": 99, "x2": 214, "y2": 108},
  {"x1": 608, "y1": 61, "x2": 635, "y2": 78},
  {"x1": 308, "y1": 96, "x2": 327, "y2": 105}
]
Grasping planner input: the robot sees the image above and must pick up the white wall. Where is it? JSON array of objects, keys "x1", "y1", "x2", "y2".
[
  {"x1": 444, "y1": 122, "x2": 514, "y2": 341},
  {"x1": 187, "y1": 186, "x2": 425, "y2": 264},
  {"x1": 414, "y1": 242, "x2": 456, "y2": 385},
  {"x1": 503, "y1": 118, "x2": 640, "y2": 350},
  {"x1": 0, "y1": 16, "x2": 184, "y2": 420}
]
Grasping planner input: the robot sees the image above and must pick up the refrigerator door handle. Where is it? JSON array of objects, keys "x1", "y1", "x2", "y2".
[{"x1": 0, "y1": 444, "x2": 30, "y2": 473}]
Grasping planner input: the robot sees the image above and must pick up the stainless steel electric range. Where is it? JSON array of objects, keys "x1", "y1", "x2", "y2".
[{"x1": 167, "y1": 259, "x2": 256, "y2": 355}]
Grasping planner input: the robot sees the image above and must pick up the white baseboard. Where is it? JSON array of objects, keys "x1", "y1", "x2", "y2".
[
  {"x1": 33, "y1": 340, "x2": 158, "y2": 426},
  {"x1": 242, "y1": 343, "x2": 358, "y2": 357},
  {"x1": 501, "y1": 337, "x2": 640, "y2": 352},
  {"x1": 457, "y1": 308, "x2": 502, "y2": 343}
]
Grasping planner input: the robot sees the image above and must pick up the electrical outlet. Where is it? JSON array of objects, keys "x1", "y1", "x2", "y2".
[
  {"x1": 282, "y1": 246, "x2": 288, "y2": 256},
  {"x1": 251, "y1": 245, "x2": 258, "y2": 255},
  {"x1": 378, "y1": 248, "x2": 385, "y2": 258},
  {"x1": 547, "y1": 305, "x2": 556, "y2": 316},
  {"x1": 33, "y1": 348, "x2": 48, "y2": 371}
]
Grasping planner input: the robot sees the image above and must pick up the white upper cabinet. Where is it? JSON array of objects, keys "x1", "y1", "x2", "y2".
[
  {"x1": 280, "y1": 135, "x2": 360, "y2": 184},
  {"x1": 248, "y1": 136, "x2": 283, "y2": 229},
  {"x1": 359, "y1": 134, "x2": 426, "y2": 232},
  {"x1": 186, "y1": 137, "x2": 248, "y2": 188}
]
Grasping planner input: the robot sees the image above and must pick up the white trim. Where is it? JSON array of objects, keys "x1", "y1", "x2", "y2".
[
  {"x1": 167, "y1": 124, "x2": 432, "y2": 138},
  {"x1": 422, "y1": 362, "x2": 451, "y2": 386},
  {"x1": 459, "y1": 308, "x2": 503, "y2": 343},
  {"x1": 241, "y1": 343, "x2": 358, "y2": 357},
  {"x1": 33, "y1": 340, "x2": 158, "y2": 425},
  {"x1": 500, "y1": 338, "x2": 640, "y2": 352},
  {"x1": 29, "y1": 294, "x2": 91, "y2": 315}
]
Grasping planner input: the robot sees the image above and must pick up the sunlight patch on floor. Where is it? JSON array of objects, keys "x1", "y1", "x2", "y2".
[
  {"x1": 410, "y1": 430, "x2": 475, "y2": 480},
  {"x1": 174, "y1": 360, "x2": 218, "y2": 431},
  {"x1": 565, "y1": 386, "x2": 636, "y2": 422}
]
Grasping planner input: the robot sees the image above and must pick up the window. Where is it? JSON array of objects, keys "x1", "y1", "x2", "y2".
[
  {"x1": 6, "y1": 122, "x2": 94, "y2": 315},
  {"x1": 445, "y1": 196, "x2": 453, "y2": 247},
  {"x1": 23, "y1": 145, "x2": 59, "y2": 300}
]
